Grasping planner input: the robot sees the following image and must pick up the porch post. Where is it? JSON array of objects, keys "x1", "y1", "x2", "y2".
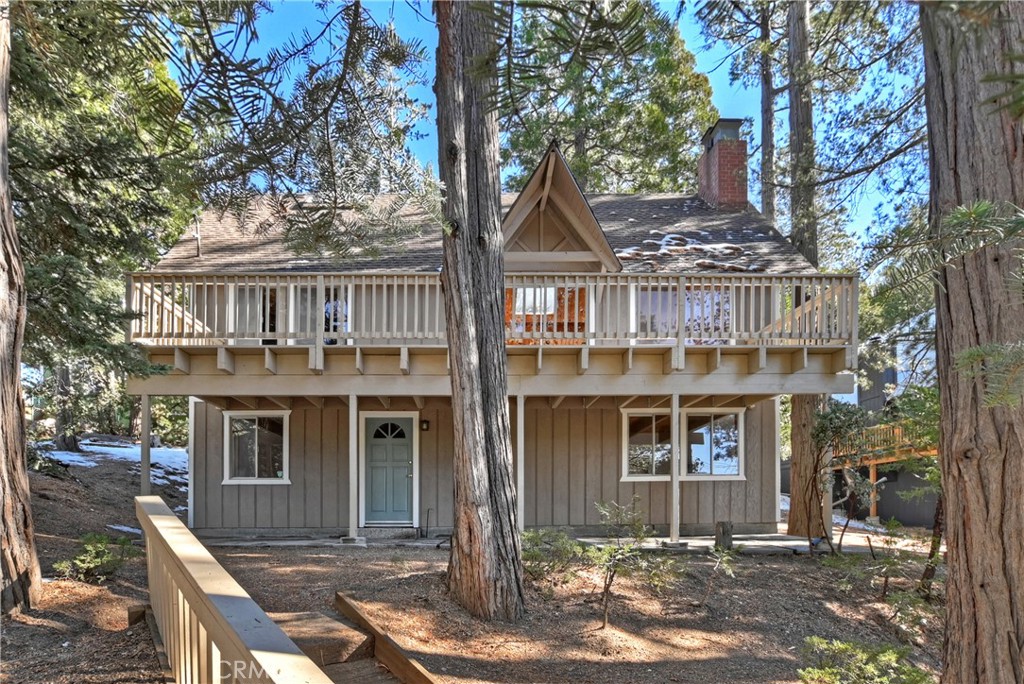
[
  {"x1": 348, "y1": 394, "x2": 359, "y2": 539},
  {"x1": 670, "y1": 393, "x2": 680, "y2": 541},
  {"x1": 140, "y1": 393, "x2": 151, "y2": 496},
  {"x1": 516, "y1": 393, "x2": 525, "y2": 532}
]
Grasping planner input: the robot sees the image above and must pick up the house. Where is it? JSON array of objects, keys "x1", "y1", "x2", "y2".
[{"x1": 126, "y1": 118, "x2": 858, "y2": 541}]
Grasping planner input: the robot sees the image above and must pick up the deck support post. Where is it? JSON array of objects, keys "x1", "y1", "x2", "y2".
[
  {"x1": 140, "y1": 394, "x2": 152, "y2": 496},
  {"x1": 348, "y1": 394, "x2": 359, "y2": 540},
  {"x1": 869, "y1": 462, "x2": 879, "y2": 520},
  {"x1": 516, "y1": 393, "x2": 526, "y2": 532},
  {"x1": 670, "y1": 393, "x2": 680, "y2": 542}
]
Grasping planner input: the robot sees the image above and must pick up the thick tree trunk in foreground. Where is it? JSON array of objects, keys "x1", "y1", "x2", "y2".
[
  {"x1": 920, "y1": 4, "x2": 1024, "y2": 682},
  {"x1": 0, "y1": 0, "x2": 42, "y2": 615},
  {"x1": 435, "y1": 0, "x2": 525, "y2": 622},
  {"x1": 786, "y1": 0, "x2": 825, "y2": 539}
]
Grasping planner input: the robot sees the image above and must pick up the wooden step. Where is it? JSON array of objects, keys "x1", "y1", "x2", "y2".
[
  {"x1": 321, "y1": 659, "x2": 398, "y2": 684},
  {"x1": 269, "y1": 611, "x2": 374, "y2": 666}
]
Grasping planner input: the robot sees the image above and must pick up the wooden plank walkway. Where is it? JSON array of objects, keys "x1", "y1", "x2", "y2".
[{"x1": 270, "y1": 610, "x2": 398, "y2": 684}]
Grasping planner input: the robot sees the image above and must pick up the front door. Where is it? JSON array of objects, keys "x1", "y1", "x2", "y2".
[{"x1": 364, "y1": 417, "x2": 414, "y2": 525}]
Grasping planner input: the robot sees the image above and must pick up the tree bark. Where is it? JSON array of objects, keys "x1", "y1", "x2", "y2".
[
  {"x1": 0, "y1": 0, "x2": 42, "y2": 615},
  {"x1": 920, "y1": 4, "x2": 1024, "y2": 682},
  {"x1": 785, "y1": 0, "x2": 824, "y2": 539},
  {"x1": 759, "y1": 4, "x2": 775, "y2": 224},
  {"x1": 53, "y1": 364, "x2": 79, "y2": 451},
  {"x1": 435, "y1": 0, "x2": 525, "y2": 622}
]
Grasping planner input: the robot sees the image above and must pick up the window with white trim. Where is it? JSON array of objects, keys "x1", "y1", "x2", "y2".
[
  {"x1": 684, "y1": 410, "x2": 744, "y2": 478},
  {"x1": 223, "y1": 411, "x2": 290, "y2": 484},
  {"x1": 621, "y1": 410, "x2": 672, "y2": 480}
]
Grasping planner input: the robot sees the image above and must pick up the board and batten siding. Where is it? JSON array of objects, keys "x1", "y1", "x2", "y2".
[{"x1": 191, "y1": 398, "x2": 777, "y2": 535}]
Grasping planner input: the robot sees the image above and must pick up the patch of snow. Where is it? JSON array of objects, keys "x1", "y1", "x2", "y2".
[
  {"x1": 780, "y1": 494, "x2": 790, "y2": 512},
  {"x1": 106, "y1": 524, "x2": 142, "y2": 536},
  {"x1": 78, "y1": 441, "x2": 189, "y2": 471},
  {"x1": 48, "y1": 450, "x2": 101, "y2": 468}
]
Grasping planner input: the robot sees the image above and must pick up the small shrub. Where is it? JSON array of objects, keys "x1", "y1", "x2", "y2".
[
  {"x1": 799, "y1": 636, "x2": 930, "y2": 684},
  {"x1": 521, "y1": 529, "x2": 585, "y2": 582},
  {"x1": 25, "y1": 443, "x2": 70, "y2": 479},
  {"x1": 53, "y1": 533, "x2": 138, "y2": 583},
  {"x1": 590, "y1": 496, "x2": 679, "y2": 628}
]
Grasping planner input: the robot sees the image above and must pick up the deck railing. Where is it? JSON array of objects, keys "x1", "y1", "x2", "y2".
[
  {"x1": 136, "y1": 496, "x2": 333, "y2": 684},
  {"x1": 833, "y1": 423, "x2": 934, "y2": 461},
  {"x1": 127, "y1": 271, "x2": 858, "y2": 351}
]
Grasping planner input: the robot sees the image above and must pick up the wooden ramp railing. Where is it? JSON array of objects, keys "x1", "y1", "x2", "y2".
[{"x1": 136, "y1": 496, "x2": 333, "y2": 684}]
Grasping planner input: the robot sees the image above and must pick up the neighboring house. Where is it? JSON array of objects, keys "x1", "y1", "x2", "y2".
[
  {"x1": 841, "y1": 361, "x2": 939, "y2": 527},
  {"x1": 126, "y1": 118, "x2": 858, "y2": 541}
]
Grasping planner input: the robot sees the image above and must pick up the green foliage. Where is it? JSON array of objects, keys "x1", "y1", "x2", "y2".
[
  {"x1": 799, "y1": 637, "x2": 929, "y2": 684},
  {"x1": 11, "y1": 1, "x2": 205, "y2": 373},
  {"x1": 521, "y1": 529, "x2": 586, "y2": 582},
  {"x1": 25, "y1": 443, "x2": 70, "y2": 479},
  {"x1": 590, "y1": 497, "x2": 678, "y2": 627},
  {"x1": 53, "y1": 533, "x2": 139, "y2": 584},
  {"x1": 501, "y1": 0, "x2": 716, "y2": 192},
  {"x1": 152, "y1": 396, "x2": 190, "y2": 447}
]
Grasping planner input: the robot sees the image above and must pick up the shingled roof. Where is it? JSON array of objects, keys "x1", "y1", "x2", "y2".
[{"x1": 153, "y1": 193, "x2": 817, "y2": 275}]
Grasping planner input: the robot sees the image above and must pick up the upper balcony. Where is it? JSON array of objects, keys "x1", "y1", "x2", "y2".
[{"x1": 127, "y1": 270, "x2": 858, "y2": 373}]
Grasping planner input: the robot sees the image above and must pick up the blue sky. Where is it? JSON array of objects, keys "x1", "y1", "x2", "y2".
[
  {"x1": 249, "y1": 1, "x2": 873, "y2": 236},
  {"x1": 252, "y1": 1, "x2": 756, "y2": 165}
]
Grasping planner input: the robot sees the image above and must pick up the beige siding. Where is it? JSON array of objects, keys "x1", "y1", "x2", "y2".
[{"x1": 192, "y1": 397, "x2": 777, "y2": 535}]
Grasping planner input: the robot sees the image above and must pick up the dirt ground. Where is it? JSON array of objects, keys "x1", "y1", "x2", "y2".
[
  {"x1": 2, "y1": 454, "x2": 943, "y2": 684},
  {"x1": 0, "y1": 457, "x2": 180, "y2": 684},
  {"x1": 214, "y1": 542, "x2": 944, "y2": 684}
]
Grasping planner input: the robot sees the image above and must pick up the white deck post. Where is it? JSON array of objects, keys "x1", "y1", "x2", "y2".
[
  {"x1": 670, "y1": 393, "x2": 680, "y2": 542},
  {"x1": 348, "y1": 394, "x2": 359, "y2": 539},
  {"x1": 140, "y1": 394, "x2": 152, "y2": 496},
  {"x1": 516, "y1": 393, "x2": 526, "y2": 532}
]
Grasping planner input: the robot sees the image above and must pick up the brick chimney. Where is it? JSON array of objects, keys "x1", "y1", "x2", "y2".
[{"x1": 697, "y1": 118, "x2": 748, "y2": 209}]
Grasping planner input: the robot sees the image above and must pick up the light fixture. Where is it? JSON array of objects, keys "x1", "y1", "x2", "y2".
[{"x1": 420, "y1": 419, "x2": 430, "y2": 431}]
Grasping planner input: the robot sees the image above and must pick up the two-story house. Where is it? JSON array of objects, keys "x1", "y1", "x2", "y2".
[{"x1": 127, "y1": 118, "x2": 858, "y2": 542}]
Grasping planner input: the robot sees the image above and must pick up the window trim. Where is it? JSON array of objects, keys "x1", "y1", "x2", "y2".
[
  {"x1": 620, "y1": 408, "x2": 672, "y2": 482},
  {"x1": 681, "y1": 408, "x2": 746, "y2": 481},
  {"x1": 221, "y1": 410, "x2": 291, "y2": 485}
]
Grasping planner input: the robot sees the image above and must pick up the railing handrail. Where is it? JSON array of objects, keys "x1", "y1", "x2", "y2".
[
  {"x1": 136, "y1": 496, "x2": 333, "y2": 684},
  {"x1": 833, "y1": 422, "x2": 935, "y2": 459},
  {"x1": 130, "y1": 269, "x2": 860, "y2": 280},
  {"x1": 127, "y1": 271, "x2": 859, "y2": 359}
]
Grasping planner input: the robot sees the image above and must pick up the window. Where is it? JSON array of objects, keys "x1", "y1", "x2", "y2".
[
  {"x1": 222, "y1": 411, "x2": 290, "y2": 484},
  {"x1": 637, "y1": 289, "x2": 677, "y2": 338},
  {"x1": 685, "y1": 411, "x2": 743, "y2": 479},
  {"x1": 621, "y1": 411, "x2": 672, "y2": 480}
]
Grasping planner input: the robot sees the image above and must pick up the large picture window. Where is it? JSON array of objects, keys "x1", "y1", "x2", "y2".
[
  {"x1": 684, "y1": 410, "x2": 744, "y2": 479},
  {"x1": 621, "y1": 410, "x2": 672, "y2": 480},
  {"x1": 222, "y1": 411, "x2": 290, "y2": 484}
]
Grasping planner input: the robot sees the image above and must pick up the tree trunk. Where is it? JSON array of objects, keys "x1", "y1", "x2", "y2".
[
  {"x1": 917, "y1": 491, "x2": 943, "y2": 599},
  {"x1": 920, "y1": 4, "x2": 1024, "y2": 681},
  {"x1": 0, "y1": 0, "x2": 42, "y2": 615},
  {"x1": 435, "y1": 0, "x2": 525, "y2": 622},
  {"x1": 785, "y1": 0, "x2": 824, "y2": 540},
  {"x1": 759, "y1": 4, "x2": 775, "y2": 224},
  {"x1": 53, "y1": 364, "x2": 79, "y2": 451},
  {"x1": 128, "y1": 394, "x2": 141, "y2": 439}
]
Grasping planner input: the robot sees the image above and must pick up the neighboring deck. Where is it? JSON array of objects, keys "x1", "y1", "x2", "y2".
[{"x1": 127, "y1": 271, "x2": 859, "y2": 402}]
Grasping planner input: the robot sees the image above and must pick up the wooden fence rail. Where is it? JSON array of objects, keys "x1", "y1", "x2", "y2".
[{"x1": 136, "y1": 496, "x2": 333, "y2": 684}]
